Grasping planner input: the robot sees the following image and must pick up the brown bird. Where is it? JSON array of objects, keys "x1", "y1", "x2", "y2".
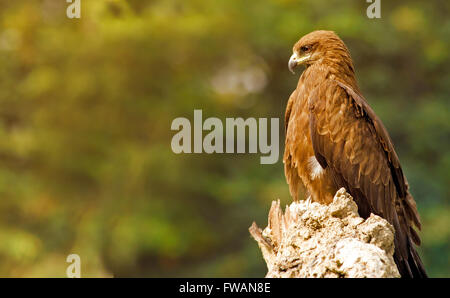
[{"x1": 284, "y1": 30, "x2": 427, "y2": 278}]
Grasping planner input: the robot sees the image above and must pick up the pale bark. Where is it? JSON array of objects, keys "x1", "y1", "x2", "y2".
[{"x1": 249, "y1": 188, "x2": 400, "y2": 278}]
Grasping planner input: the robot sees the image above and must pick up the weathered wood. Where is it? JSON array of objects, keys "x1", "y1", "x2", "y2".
[{"x1": 250, "y1": 188, "x2": 400, "y2": 278}]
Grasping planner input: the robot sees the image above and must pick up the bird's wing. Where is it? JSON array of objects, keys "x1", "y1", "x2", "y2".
[
  {"x1": 284, "y1": 89, "x2": 297, "y2": 134},
  {"x1": 283, "y1": 89, "x2": 303, "y2": 200},
  {"x1": 308, "y1": 79, "x2": 425, "y2": 277}
]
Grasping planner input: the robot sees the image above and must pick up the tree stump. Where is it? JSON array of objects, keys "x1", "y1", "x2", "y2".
[{"x1": 249, "y1": 188, "x2": 400, "y2": 278}]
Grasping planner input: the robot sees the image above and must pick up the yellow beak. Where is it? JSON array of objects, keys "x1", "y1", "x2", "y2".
[{"x1": 288, "y1": 52, "x2": 311, "y2": 74}]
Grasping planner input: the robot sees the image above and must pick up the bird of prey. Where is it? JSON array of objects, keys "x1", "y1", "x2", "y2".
[{"x1": 284, "y1": 30, "x2": 426, "y2": 278}]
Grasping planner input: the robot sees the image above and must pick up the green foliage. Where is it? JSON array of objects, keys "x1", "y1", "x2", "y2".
[{"x1": 0, "y1": 0, "x2": 448, "y2": 277}]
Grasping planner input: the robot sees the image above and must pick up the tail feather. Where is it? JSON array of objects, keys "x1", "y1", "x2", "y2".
[
  {"x1": 392, "y1": 221, "x2": 427, "y2": 278},
  {"x1": 394, "y1": 244, "x2": 427, "y2": 278}
]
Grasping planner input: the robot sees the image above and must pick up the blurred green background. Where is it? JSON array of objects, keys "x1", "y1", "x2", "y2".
[{"x1": 0, "y1": 0, "x2": 448, "y2": 277}]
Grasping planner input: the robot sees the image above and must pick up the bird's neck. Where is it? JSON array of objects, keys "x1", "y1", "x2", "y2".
[{"x1": 302, "y1": 57, "x2": 360, "y2": 93}]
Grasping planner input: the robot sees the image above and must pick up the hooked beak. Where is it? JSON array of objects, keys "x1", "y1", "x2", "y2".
[{"x1": 288, "y1": 52, "x2": 310, "y2": 74}]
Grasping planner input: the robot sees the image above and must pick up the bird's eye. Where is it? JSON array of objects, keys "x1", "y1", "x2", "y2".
[{"x1": 300, "y1": 45, "x2": 311, "y2": 52}]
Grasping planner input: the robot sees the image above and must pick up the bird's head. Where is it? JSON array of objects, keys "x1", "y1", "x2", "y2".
[{"x1": 288, "y1": 30, "x2": 351, "y2": 74}]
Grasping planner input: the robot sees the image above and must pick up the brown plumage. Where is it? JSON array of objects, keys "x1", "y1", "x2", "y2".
[{"x1": 284, "y1": 30, "x2": 427, "y2": 278}]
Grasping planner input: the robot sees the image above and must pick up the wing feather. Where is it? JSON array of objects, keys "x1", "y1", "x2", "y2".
[{"x1": 308, "y1": 79, "x2": 425, "y2": 277}]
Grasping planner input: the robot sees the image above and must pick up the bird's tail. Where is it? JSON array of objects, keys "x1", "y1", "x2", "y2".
[
  {"x1": 392, "y1": 208, "x2": 427, "y2": 278},
  {"x1": 394, "y1": 242, "x2": 427, "y2": 278},
  {"x1": 391, "y1": 186, "x2": 427, "y2": 278}
]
